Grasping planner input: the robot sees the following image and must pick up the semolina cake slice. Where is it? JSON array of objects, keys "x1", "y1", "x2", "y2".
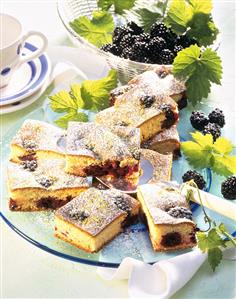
[
  {"x1": 10, "y1": 119, "x2": 65, "y2": 163},
  {"x1": 55, "y1": 188, "x2": 140, "y2": 253},
  {"x1": 8, "y1": 159, "x2": 90, "y2": 211},
  {"x1": 65, "y1": 122, "x2": 141, "y2": 179},
  {"x1": 109, "y1": 67, "x2": 186, "y2": 109},
  {"x1": 141, "y1": 125, "x2": 180, "y2": 157},
  {"x1": 96, "y1": 96, "x2": 179, "y2": 143},
  {"x1": 137, "y1": 183, "x2": 197, "y2": 251}
]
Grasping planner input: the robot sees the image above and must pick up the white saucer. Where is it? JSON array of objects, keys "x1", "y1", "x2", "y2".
[{"x1": 0, "y1": 42, "x2": 51, "y2": 106}]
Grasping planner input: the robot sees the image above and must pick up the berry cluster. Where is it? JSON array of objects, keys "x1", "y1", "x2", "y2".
[
  {"x1": 168, "y1": 207, "x2": 193, "y2": 220},
  {"x1": 190, "y1": 108, "x2": 225, "y2": 141},
  {"x1": 36, "y1": 176, "x2": 54, "y2": 188},
  {"x1": 69, "y1": 210, "x2": 89, "y2": 221},
  {"x1": 182, "y1": 170, "x2": 206, "y2": 190},
  {"x1": 114, "y1": 196, "x2": 131, "y2": 214},
  {"x1": 100, "y1": 22, "x2": 197, "y2": 64},
  {"x1": 21, "y1": 160, "x2": 38, "y2": 172}
]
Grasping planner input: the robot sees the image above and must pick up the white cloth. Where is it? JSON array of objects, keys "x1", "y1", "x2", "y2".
[{"x1": 97, "y1": 248, "x2": 236, "y2": 299}]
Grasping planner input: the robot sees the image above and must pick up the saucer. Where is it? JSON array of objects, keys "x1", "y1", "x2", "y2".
[{"x1": 0, "y1": 42, "x2": 51, "y2": 106}]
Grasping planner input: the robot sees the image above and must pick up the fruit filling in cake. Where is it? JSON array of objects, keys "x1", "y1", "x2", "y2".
[
  {"x1": 10, "y1": 119, "x2": 65, "y2": 163},
  {"x1": 137, "y1": 182, "x2": 197, "y2": 251},
  {"x1": 55, "y1": 188, "x2": 140, "y2": 252},
  {"x1": 8, "y1": 159, "x2": 90, "y2": 211},
  {"x1": 65, "y1": 122, "x2": 141, "y2": 179}
]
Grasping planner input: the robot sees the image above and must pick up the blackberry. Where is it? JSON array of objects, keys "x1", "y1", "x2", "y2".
[
  {"x1": 149, "y1": 37, "x2": 166, "y2": 62},
  {"x1": 208, "y1": 108, "x2": 225, "y2": 128},
  {"x1": 135, "y1": 33, "x2": 151, "y2": 44},
  {"x1": 202, "y1": 123, "x2": 221, "y2": 141},
  {"x1": 100, "y1": 43, "x2": 112, "y2": 52},
  {"x1": 127, "y1": 21, "x2": 143, "y2": 35},
  {"x1": 69, "y1": 210, "x2": 89, "y2": 221},
  {"x1": 131, "y1": 41, "x2": 150, "y2": 62},
  {"x1": 173, "y1": 44, "x2": 183, "y2": 54},
  {"x1": 121, "y1": 47, "x2": 133, "y2": 59},
  {"x1": 190, "y1": 111, "x2": 209, "y2": 131},
  {"x1": 112, "y1": 26, "x2": 133, "y2": 44},
  {"x1": 114, "y1": 196, "x2": 131, "y2": 214},
  {"x1": 100, "y1": 44, "x2": 121, "y2": 56},
  {"x1": 182, "y1": 170, "x2": 206, "y2": 190},
  {"x1": 22, "y1": 140, "x2": 37, "y2": 151},
  {"x1": 159, "y1": 49, "x2": 175, "y2": 64},
  {"x1": 150, "y1": 22, "x2": 169, "y2": 38},
  {"x1": 221, "y1": 176, "x2": 236, "y2": 200},
  {"x1": 120, "y1": 33, "x2": 135, "y2": 50},
  {"x1": 36, "y1": 176, "x2": 54, "y2": 188},
  {"x1": 21, "y1": 160, "x2": 37, "y2": 171},
  {"x1": 168, "y1": 207, "x2": 193, "y2": 220},
  {"x1": 140, "y1": 95, "x2": 155, "y2": 108},
  {"x1": 176, "y1": 35, "x2": 198, "y2": 48}
]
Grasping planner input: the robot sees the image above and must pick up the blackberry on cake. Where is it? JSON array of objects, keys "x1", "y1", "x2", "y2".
[
  {"x1": 140, "y1": 95, "x2": 155, "y2": 108},
  {"x1": 221, "y1": 176, "x2": 236, "y2": 200},
  {"x1": 182, "y1": 170, "x2": 206, "y2": 190},
  {"x1": 190, "y1": 111, "x2": 209, "y2": 131},
  {"x1": 167, "y1": 207, "x2": 193, "y2": 220},
  {"x1": 208, "y1": 108, "x2": 225, "y2": 128},
  {"x1": 202, "y1": 123, "x2": 221, "y2": 141}
]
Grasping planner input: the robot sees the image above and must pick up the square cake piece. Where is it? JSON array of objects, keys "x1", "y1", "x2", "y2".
[
  {"x1": 8, "y1": 159, "x2": 90, "y2": 211},
  {"x1": 141, "y1": 126, "x2": 180, "y2": 157},
  {"x1": 10, "y1": 119, "x2": 65, "y2": 163},
  {"x1": 96, "y1": 95, "x2": 179, "y2": 143},
  {"x1": 65, "y1": 122, "x2": 141, "y2": 179},
  {"x1": 109, "y1": 67, "x2": 186, "y2": 109},
  {"x1": 55, "y1": 188, "x2": 140, "y2": 253},
  {"x1": 137, "y1": 182, "x2": 196, "y2": 251}
]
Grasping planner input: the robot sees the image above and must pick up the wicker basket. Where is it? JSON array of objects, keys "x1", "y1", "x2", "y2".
[{"x1": 57, "y1": 0, "x2": 220, "y2": 83}]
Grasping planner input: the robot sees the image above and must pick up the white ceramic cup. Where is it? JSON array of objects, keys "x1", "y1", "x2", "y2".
[{"x1": 0, "y1": 13, "x2": 48, "y2": 88}]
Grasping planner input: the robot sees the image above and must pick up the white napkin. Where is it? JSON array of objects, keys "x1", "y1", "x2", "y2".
[{"x1": 97, "y1": 248, "x2": 236, "y2": 299}]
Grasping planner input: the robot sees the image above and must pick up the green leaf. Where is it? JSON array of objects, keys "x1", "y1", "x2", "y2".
[
  {"x1": 54, "y1": 110, "x2": 88, "y2": 129},
  {"x1": 97, "y1": 0, "x2": 113, "y2": 11},
  {"x1": 181, "y1": 141, "x2": 212, "y2": 169},
  {"x1": 80, "y1": 69, "x2": 117, "y2": 111},
  {"x1": 212, "y1": 155, "x2": 236, "y2": 176},
  {"x1": 213, "y1": 138, "x2": 234, "y2": 154},
  {"x1": 70, "y1": 11, "x2": 114, "y2": 47},
  {"x1": 136, "y1": 8, "x2": 162, "y2": 32},
  {"x1": 165, "y1": 0, "x2": 193, "y2": 34},
  {"x1": 49, "y1": 90, "x2": 77, "y2": 113},
  {"x1": 208, "y1": 248, "x2": 222, "y2": 272},
  {"x1": 197, "y1": 229, "x2": 225, "y2": 252},
  {"x1": 189, "y1": 0, "x2": 213, "y2": 14},
  {"x1": 187, "y1": 13, "x2": 219, "y2": 46},
  {"x1": 191, "y1": 131, "x2": 213, "y2": 147},
  {"x1": 97, "y1": 0, "x2": 136, "y2": 15},
  {"x1": 70, "y1": 84, "x2": 85, "y2": 108},
  {"x1": 173, "y1": 45, "x2": 222, "y2": 105},
  {"x1": 173, "y1": 45, "x2": 200, "y2": 79}
]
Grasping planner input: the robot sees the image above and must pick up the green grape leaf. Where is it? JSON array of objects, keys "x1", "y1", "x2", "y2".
[
  {"x1": 54, "y1": 110, "x2": 88, "y2": 129},
  {"x1": 70, "y1": 11, "x2": 114, "y2": 47}
]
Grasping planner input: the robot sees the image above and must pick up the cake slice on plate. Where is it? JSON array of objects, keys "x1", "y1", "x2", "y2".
[
  {"x1": 141, "y1": 125, "x2": 180, "y2": 157},
  {"x1": 65, "y1": 122, "x2": 141, "y2": 179},
  {"x1": 96, "y1": 96, "x2": 179, "y2": 143},
  {"x1": 137, "y1": 182, "x2": 197, "y2": 251},
  {"x1": 109, "y1": 67, "x2": 186, "y2": 109},
  {"x1": 8, "y1": 159, "x2": 90, "y2": 211},
  {"x1": 10, "y1": 119, "x2": 65, "y2": 163},
  {"x1": 55, "y1": 188, "x2": 140, "y2": 253}
]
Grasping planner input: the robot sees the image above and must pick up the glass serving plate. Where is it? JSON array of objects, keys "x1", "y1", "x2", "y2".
[{"x1": 1, "y1": 102, "x2": 235, "y2": 268}]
